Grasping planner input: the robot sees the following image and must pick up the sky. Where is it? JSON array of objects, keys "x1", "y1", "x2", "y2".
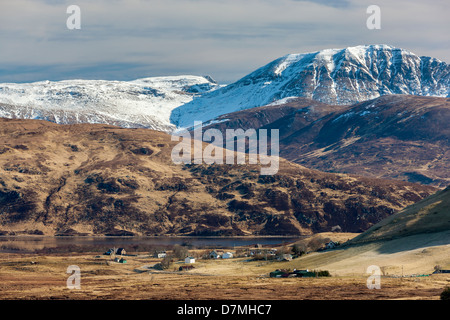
[{"x1": 0, "y1": 0, "x2": 448, "y2": 84}]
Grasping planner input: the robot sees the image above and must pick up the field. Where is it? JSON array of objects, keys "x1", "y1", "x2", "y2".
[{"x1": 0, "y1": 238, "x2": 448, "y2": 300}]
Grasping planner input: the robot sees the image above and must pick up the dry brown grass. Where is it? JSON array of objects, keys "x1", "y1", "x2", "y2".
[{"x1": 0, "y1": 245, "x2": 448, "y2": 300}]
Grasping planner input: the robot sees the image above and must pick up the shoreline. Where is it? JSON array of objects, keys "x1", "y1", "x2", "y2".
[{"x1": 0, "y1": 235, "x2": 306, "y2": 239}]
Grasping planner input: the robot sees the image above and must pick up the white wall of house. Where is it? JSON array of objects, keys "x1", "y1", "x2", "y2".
[
  {"x1": 222, "y1": 252, "x2": 233, "y2": 259},
  {"x1": 185, "y1": 257, "x2": 195, "y2": 264}
]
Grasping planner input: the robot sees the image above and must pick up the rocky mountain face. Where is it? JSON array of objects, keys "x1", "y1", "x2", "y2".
[
  {"x1": 0, "y1": 118, "x2": 436, "y2": 236},
  {"x1": 171, "y1": 45, "x2": 449, "y2": 128},
  {"x1": 202, "y1": 95, "x2": 450, "y2": 188}
]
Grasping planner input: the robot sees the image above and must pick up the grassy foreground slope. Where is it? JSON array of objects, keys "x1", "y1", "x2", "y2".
[
  {"x1": 349, "y1": 186, "x2": 450, "y2": 243},
  {"x1": 278, "y1": 187, "x2": 450, "y2": 276}
]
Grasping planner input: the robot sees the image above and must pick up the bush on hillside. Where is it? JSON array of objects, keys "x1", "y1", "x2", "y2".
[
  {"x1": 316, "y1": 270, "x2": 331, "y2": 277},
  {"x1": 441, "y1": 287, "x2": 450, "y2": 300}
]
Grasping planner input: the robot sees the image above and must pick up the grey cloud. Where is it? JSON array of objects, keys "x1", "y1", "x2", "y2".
[
  {"x1": 291, "y1": 0, "x2": 352, "y2": 8},
  {"x1": 0, "y1": 0, "x2": 448, "y2": 84}
]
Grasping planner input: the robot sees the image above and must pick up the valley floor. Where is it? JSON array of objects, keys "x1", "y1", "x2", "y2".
[{"x1": 0, "y1": 247, "x2": 448, "y2": 300}]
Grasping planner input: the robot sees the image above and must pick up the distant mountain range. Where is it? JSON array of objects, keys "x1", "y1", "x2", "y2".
[
  {"x1": 0, "y1": 45, "x2": 448, "y2": 131},
  {"x1": 0, "y1": 45, "x2": 448, "y2": 189}
]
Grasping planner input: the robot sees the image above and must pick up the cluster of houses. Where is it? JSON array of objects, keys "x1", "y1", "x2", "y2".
[
  {"x1": 152, "y1": 251, "x2": 196, "y2": 264},
  {"x1": 104, "y1": 248, "x2": 128, "y2": 263},
  {"x1": 208, "y1": 250, "x2": 234, "y2": 259},
  {"x1": 102, "y1": 241, "x2": 340, "y2": 264},
  {"x1": 248, "y1": 248, "x2": 277, "y2": 257},
  {"x1": 246, "y1": 248, "x2": 296, "y2": 261},
  {"x1": 104, "y1": 248, "x2": 127, "y2": 256},
  {"x1": 102, "y1": 247, "x2": 296, "y2": 265},
  {"x1": 181, "y1": 251, "x2": 235, "y2": 265}
]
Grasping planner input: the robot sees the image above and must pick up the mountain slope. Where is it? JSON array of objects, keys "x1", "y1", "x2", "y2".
[
  {"x1": 277, "y1": 186, "x2": 450, "y2": 277},
  {"x1": 279, "y1": 95, "x2": 450, "y2": 187},
  {"x1": 0, "y1": 76, "x2": 220, "y2": 132},
  {"x1": 201, "y1": 97, "x2": 348, "y2": 133},
  {"x1": 202, "y1": 95, "x2": 450, "y2": 187},
  {"x1": 349, "y1": 185, "x2": 450, "y2": 244},
  {"x1": 0, "y1": 118, "x2": 437, "y2": 236},
  {"x1": 171, "y1": 45, "x2": 449, "y2": 128}
]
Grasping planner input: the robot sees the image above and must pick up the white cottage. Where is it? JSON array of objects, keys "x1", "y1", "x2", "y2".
[
  {"x1": 222, "y1": 252, "x2": 233, "y2": 259},
  {"x1": 185, "y1": 257, "x2": 195, "y2": 264},
  {"x1": 157, "y1": 252, "x2": 167, "y2": 258}
]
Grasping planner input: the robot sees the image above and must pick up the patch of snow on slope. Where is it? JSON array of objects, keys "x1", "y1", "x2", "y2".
[
  {"x1": 274, "y1": 54, "x2": 304, "y2": 76},
  {"x1": 266, "y1": 96, "x2": 298, "y2": 106},
  {"x1": 0, "y1": 75, "x2": 219, "y2": 132}
]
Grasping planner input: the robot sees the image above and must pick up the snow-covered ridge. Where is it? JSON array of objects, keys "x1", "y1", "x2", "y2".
[
  {"x1": 0, "y1": 75, "x2": 219, "y2": 132},
  {"x1": 0, "y1": 45, "x2": 448, "y2": 132}
]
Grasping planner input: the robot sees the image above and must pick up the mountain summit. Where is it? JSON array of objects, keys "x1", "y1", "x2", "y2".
[{"x1": 172, "y1": 45, "x2": 449, "y2": 127}]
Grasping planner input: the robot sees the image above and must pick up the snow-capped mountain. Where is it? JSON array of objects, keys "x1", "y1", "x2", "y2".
[
  {"x1": 171, "y1": 45, "x2": 449, "y2": 128},
  {"x1": 0, "y1": 45, "x2": 448, "y2": 131},
  {"x1": 0, "y1": 75, "x2": 220, "y2": 132}
]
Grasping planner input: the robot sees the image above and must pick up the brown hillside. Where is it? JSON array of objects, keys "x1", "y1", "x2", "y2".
[
  {"x1": 203, "y1": 95, "x2": 450, "y2": 187},
  {"x1": 0, "y1": 118, "x2": 437, "y2": 236}
]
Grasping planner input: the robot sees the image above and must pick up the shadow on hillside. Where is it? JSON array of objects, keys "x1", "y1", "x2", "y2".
[
  {"x1": 374, "y1": 230, "x2": 450, "y2": 254},
  {"x1": 343, "y1": 186, "x2": 450, "y2": 255}
]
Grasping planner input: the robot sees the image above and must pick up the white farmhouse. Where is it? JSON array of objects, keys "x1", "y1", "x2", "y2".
[
  {"x1": 222, "y1": 252, "x2": 234, "y2": 259},
  {"x1": 185, "y1": 257, "x2": 195, "y2": 264}
]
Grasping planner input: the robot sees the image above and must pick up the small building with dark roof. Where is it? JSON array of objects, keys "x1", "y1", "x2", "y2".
[{"x1": 116, "y1": 248, "x2": 126, "y2": 255}]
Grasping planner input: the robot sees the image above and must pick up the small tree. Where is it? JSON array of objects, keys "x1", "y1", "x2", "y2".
[
  {"x1": 172, "y1": 245, "x2": 189, "y2": 260},
  {"x1": 199, "y1": 249, "x2": 210, "y2": 259},
  {"x1": 280, "y1": 245, "x2": 291, "y2": 254},
  {"x1": 235, "y1": 248, "x2": 247, "y2": 258},
  {"x1": 160, "y1": 255, "x2": 172, "y2": 270},
  {"x1": 316, "y1": 270, "x2": 331, "y2": 277},
  {"x1": 307, "y1": 236, "x2": 331, "y2": 252},
  {"x1": 292, "y1": 243, "x2": 307, "y2": 256}
]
